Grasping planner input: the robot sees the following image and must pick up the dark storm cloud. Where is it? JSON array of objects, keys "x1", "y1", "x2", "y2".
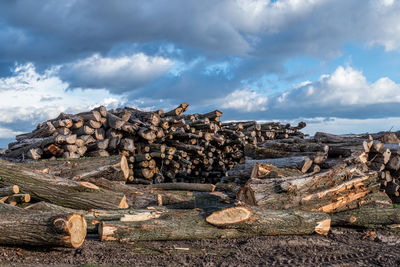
[
  {"x1": 1, "y1": 0, "x2": 398, "y2": 65},
  {"x1": 0, "y1": 0, "x2": 400, "y2": 125}
]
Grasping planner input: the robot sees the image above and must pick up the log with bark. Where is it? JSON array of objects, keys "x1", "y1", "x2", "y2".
[
  {"x1": 223, "y1": 157, "x2": 314, "y2": 184},
  {"x1": 0, "y1": 211, "x2": 87, "y2": 248},
  {"x1": 99, "y1": 206, "x2": 330, "y2": 242},
  {"x1": 0, "y1": 159, "x2": 128, "y2": 210},
  {"x1": 331, "y1": 207, "x2": 400, "y2": 228},
  {"x1": 237, "y1": 165, "x2": 383, "y2": 213}
]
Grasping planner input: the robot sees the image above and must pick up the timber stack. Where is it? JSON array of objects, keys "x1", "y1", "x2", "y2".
[
  {"x1": 4, "y1": 103, "x2": 306, "y2": 185},
  {"x1": 361, "y1": 133, "x2": 400, "y2": 203}
]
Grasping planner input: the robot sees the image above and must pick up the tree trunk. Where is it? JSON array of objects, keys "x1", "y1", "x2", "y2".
[
  {"x1": 0, "y1": 185, "x2": 19, "y2": 197},
  {"x1": 99, "y1": 207, "x2": 330, "y2": 242},
  {"x1": 0, "y1": 159, "x2": 128, "y2": 210},
  {"x1": 148, "y1": 183, "x2": 216, "y2": 192},
  {"x1": 237, "y1": 167, "x2": 381, "y2": 213},
  {"x1": 0, "y1": 211, "x2": 86, "y2": 248},
  {"x1": 244, "y1": 144, "x2": 289, "y2": 159},
  {"x1": 331, "y1": 208, "x2": 400, "y2": 228},
  {"x1": 0, "y1": 202, "x2": 22, "y2": 211}
]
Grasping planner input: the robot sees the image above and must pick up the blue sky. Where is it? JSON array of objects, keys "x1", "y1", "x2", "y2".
[{"x1": 1, "y1": 0, "x2": 400, "y2": 147}]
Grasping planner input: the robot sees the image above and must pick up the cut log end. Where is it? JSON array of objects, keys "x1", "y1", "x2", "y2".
[
  {"x1": 56, "y1": 214, "x2": 87, "y2": 248},
  {"x1": 98, "y1": 222, "x2": 118, "y2": 241},
  {"x1": 118, "y1": 195, "x2": 129, "y2": 209},
  {"x1": 206, "y1": 206, "x2": 252, "y2": 226},
  {"x1": 314, "y1": 219, "x2": 331, "y2": 236},
  {"x1": 12, "y1": 185, "x2": 19, "y2": 194},
  {"x1": 120, "y1": 155, "x2": 130, "y2": 180}
]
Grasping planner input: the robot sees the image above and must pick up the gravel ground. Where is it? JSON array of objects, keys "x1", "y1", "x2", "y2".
[{"x1": 1, "y1": 227, "x2": 400, "y2": 266}]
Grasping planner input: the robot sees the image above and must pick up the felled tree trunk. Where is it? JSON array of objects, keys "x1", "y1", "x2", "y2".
[
  {"x1": 224, "y1": 157, "x2": 308, "y2": 183},
  {"x1": 25, "y1": 202, "x2": 166, "y2": 233},
  {"x1": 237, "y1": 166, "x2": 381, "y2": 213},
  {"x1": 130, "y1": 190, "x2": 231, "y2": 210},
  {"x1": 0, "y1": 202, "x2": 22, "y2": 211},
  {"x1": 0, "y1": 185, "x2": 19, "y2": 197},
  {"x1": 0, "y1": 159, "x2": 128, "y2": 210},
  {"x1": 0, "y1": 211, "x2": 86, "y2": 248},
  {"x1": 331, "y1": 208, "x2": 400, "y2": 228},
  {"x1": 99, "y1": 207, "x2": 330, "y2": 242},
  {"x1": 21, "y1": 155, "x2": 126, "y2": 181},
  {"x1": 244, "y1": 144, "x2": 289, "y2": 159},
  {"x1": 148, "y1": 183, "x2": 216, "y2": 192}
]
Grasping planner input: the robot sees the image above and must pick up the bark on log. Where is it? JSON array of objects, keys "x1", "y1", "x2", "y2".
[
  {"x1": 99, "y1": 207, "x2": 330, "y2": 242},
  {"x1": 244, "y1": 144, "x2": 289, "y2": 159},
  {"x1": 0, "y1": 159, "x2": 128, "y2": 210},
  {"x1": 148, "y1": 183, "x2": 216, "y2": 192},
  {"x1": 261, "y1": 140, "x2": 329, "y2": 153},
  {"x1": 314, "y1": 132, "x2": 364, "y2": 144},
  {"x1": 249, "y1": 163, "x2": 303, "y2": 179},
  {"x1": 21, "y1": 155, "x2": 122, "y2": 179},
  {"x1": 16, "y1": 122, "x2": 56, "y2": 141},
  {"x1": 0, "y1": 211, "x2": 86, "y2": 248},
  {"x1": 0, "y1": 202, "x2": 22, "y2": 211},
  {"x1": 331, "y1": 208, "x2": 400, "y2": 228},
  {"x1": 0, "y1": 185, "x2": 19, "y2": 197},
  {"x1": 224, "y1": 157, "x2": 308, "y2": 183},
  {"x1": 106, "y1": 112, "x2": 126, "y2": 130},
  {"x1": 237, "y1": 167, "x2": 380, "y2": 213},
  {"x1": 25, "y1": 202, "x2": 167, "y2": 233}
]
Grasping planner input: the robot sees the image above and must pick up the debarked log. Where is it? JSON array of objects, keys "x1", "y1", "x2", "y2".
[
  {"x1": 99, "y1": 207, "x2": 331, "y2": 242},
  {"x1": 0, "y1": 211, "x2": 87, "y2": 248}
]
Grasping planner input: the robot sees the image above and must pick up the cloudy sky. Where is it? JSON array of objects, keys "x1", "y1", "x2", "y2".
[{"x1": 1, "y1": 0, "x2": 400, "y2": 147}]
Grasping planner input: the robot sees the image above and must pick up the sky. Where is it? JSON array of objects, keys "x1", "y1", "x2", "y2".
[{"x1": 1, "y1": 0, "x2": 400, "y2": 147}]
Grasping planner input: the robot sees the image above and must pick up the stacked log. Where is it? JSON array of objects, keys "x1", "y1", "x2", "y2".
[
  {"x1": 6, "y1": 104, "x2": 308, "y2": 185},
  {"x1": 0, "y1": 185, "x2": 28, "y2": 206},
  {"x1": 225, "y1": 121, "x2": 306, "y2": 146},
  {"x1": 361, "y1": 134, "x2": 400, "y2": 203}
]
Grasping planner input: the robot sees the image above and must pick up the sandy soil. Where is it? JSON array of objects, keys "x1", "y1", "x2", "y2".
[{"x1": 1, "y1": 227, "x2": 400, "y2": 266}]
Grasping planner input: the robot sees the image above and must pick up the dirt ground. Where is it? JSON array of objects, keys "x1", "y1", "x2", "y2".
[{"x1": 1, "y1": 227, "x2": 400, "y2": 266}]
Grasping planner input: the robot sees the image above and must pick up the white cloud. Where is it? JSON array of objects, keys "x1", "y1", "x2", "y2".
[
  {"x1": 274, "y1": 65, "x2": 400, "y2": 108},
  {"x1": 302, "y1": 116, "x2": 400, "y2": 136},
  {"x1": 0, "y1": 127, "x2": 23, "y2": 139},
  {"x1": 220, "y1": 89, "x2": 268, "y2": 112},
  {"x1": 60, "y1": 53, "x2": 174, "y2": 91},
  {"x1": 0, "y1": 63, "x2": 126, "y2": 125},
  {"x1": 256, "y1": 116, "x2": 400, "y2": 136}
]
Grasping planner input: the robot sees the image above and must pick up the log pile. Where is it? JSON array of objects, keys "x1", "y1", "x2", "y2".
[
  {"x1": 1, "y1": 105, "x2": 400, "y2": 249},
  {"x1": 361, "y1": 134, "x2": 400, "y2": 203},
  {"x1": 4, "y1": 104, "x2": 307, "y2": 185}
]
